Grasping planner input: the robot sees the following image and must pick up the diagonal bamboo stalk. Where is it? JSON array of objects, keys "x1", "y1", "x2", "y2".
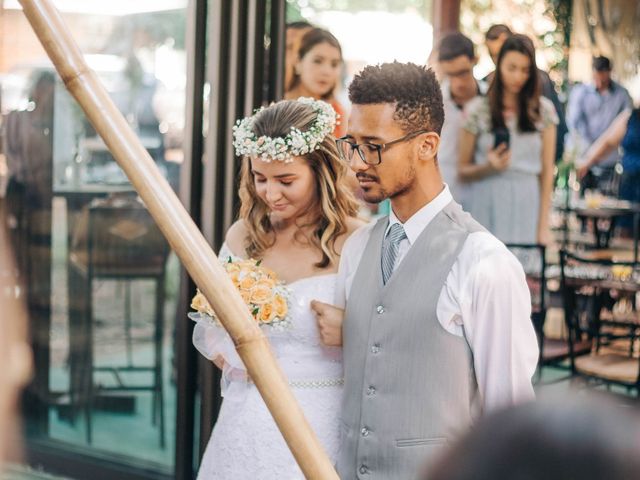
[{"x1": 17, "y1": 1, "x2": 339, "y2": 478}]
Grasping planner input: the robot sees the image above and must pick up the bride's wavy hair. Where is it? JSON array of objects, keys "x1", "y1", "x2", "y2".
[{"x1": 238, "y1": 99, "x2": 359, "y2": 268}]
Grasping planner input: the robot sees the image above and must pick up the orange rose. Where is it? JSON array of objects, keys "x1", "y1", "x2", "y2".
[
  {"x1": 225, "y1": 262, "x2": 241, "y2": 274},
  {"x1": 262, "y1": 266, "x2": 277, "y2": 280},
  {"x1": 240, "y1": 274, "x2": 257, "y2": 290},
  {"x1": 191, "y1": 290, "x2": 214, "y2": 316},
  {"x1": 273, "y1": 294, "x2": 287, "y2": 318},
  {"x1": 228, "y1": 270, "x2": 240, "y2": 285},
  {"x1": 250, "y1": 281, "x2": 273, "y2": 305},
  {"x1": 258, "y1": 303, "x2": 275, "y2": 323},
  {"x1": 240, "y1": 289, "x2": 252, "y2": 304}
]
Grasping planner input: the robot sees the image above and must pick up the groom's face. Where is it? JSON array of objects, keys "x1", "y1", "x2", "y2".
[{"x1": 346, "y1": 103, "x2": 418, "y2": 204}]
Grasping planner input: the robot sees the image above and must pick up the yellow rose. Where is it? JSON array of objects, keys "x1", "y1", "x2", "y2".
[
  {"x1": 225, "y1": 262, "x2": 241, "y2": 274},
  {"x1": 191, "y1": 290, "x2": 214, "y2": 316},
  {"x1": 240, "y1": 274, "x2": 257, "y2": 291},
  {"x1": 250, "y1": 281, "x2": 274, "y2": 305},
  {"x1": 258, "y1": 303, "x2": 275, "y2": 323},
  {"x1": 612, "y1": 265, "x2": 633, "y2": 281},
  {"x1": 190, "y1": 291, "x2": 206, "y2": 310},
  {"x1": 273, "y1": 294, "x2": 287, "y2": 318},
  {"x1": 261, "y1": 266, "x2": 278, "y2": 280},
  {"x1": 228, "y1": 270, "x2": 240, "y2": 285},
  {"x1": 240, "y1": 289, "x2": 252, "y2": 304}
]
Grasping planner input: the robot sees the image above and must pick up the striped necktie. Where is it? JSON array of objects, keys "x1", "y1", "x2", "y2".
[{"x1": 381, "y1": 223, "x2": 407, "y2": 285}]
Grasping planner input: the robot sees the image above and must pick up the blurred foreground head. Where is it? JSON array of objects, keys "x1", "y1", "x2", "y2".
[
  {"x1": 427, "y1": 396, "x2": 640, "y2": 480},
  {"x1": 0, "y1": 202, "x2": 33, "y2": 470}
]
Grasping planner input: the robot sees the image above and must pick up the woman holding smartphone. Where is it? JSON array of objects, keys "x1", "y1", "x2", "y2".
[{"x1": 458, "y1": 34, "x2": 557, "y2": 244}]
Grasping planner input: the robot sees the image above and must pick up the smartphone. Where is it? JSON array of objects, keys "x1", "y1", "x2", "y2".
[{"x1": 493, "y1": 127, "x2": 510, "y2": 149}]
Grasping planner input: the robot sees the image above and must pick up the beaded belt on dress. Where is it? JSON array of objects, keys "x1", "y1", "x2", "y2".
[
  {"x1": 288, "y1": 378, "x2": 344, "y2": 388},
  {"x1": 243, "y1": 376, "x2": 343, "y2": 389}
]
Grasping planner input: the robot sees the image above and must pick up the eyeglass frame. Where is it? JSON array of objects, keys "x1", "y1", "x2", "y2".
[{"x1": 336, "y1": 129, "x2": 430, "y2": 166}]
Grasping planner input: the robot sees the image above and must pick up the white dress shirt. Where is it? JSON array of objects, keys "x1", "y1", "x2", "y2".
[
  {"x1": 438, "y1": 80, "x2": 467, "y2": 204},
  {"x1": 335, "y1": 185, "x2": 539, "y2": 411}
]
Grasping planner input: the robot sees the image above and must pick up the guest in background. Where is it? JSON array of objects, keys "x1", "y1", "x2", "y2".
[
  {"x1": 484, "y1": 24, "x2": 512, "y2": 67},
  {"x1": 285, "y1": 28, "x2": 346, "y2": 138},
  {"x1": 1, "y1": 70, "x2": 54, "y2": 424},
  {"x1": 578, "y1": 107, "x2": 640, "y2": 232},
  {"x1": 485, "y1": 24, "x2": 567, "y2": 162},
  {"x1": 285, "y1": 21, "x2": 313, "y2": 92},
  {"x1": 436, "y1": 31, "x2": 483, "y2": 204},
  {"x1": 426, "y1": 397, "x2": 640, "y2": 480},
  {"x1": 459, "y1": 34, "x2": 557, "y2": 244},
  {"x1": 0, "y1": 200, "x2": 32, "y2": 472},
  {"x1": 566, "y1": 56, "x2": 632, "y2": 193}
]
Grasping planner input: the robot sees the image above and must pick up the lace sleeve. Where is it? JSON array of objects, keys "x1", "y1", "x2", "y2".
[
  {"x1": 218, "y1": 242, "x2": 243, "y2": 262},
  {"x1": 462, "y1": 96, "x2": 490, "y2": 135},
  {"x1": 191, "y1": 313, "x2": 243, "y2": 369},
  {"x1": 190, "y1": 242, "x2": 248, "y2": 394},
  {"x1": 539, "y1": 96, "x2": 559, "y2": 129}
]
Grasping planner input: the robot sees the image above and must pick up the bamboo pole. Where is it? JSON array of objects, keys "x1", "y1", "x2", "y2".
[{"x1": 17, "y1": 1, "x2": 339, "y2": 478}]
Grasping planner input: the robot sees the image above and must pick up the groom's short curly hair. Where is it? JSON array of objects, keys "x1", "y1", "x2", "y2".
[{"x1": 348, "y1": 62, "x2": 444, "y2": 135}]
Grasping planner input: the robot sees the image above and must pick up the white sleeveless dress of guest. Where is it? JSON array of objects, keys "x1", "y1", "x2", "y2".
[
  {"x1": 461, "y1": 96, "x2": 559, "y2": 243},
  {"x1": 192, "y1": 243, "x2": 343, "y2": 479}
]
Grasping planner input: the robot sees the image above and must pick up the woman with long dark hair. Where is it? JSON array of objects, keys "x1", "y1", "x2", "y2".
[{"x1": 458, "y1": 34, "x2": 557, "y2": 243}]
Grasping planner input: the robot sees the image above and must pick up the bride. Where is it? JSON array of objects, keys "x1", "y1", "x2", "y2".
[{"x1": 191, "y1": 97, "x2": 363, "y2": 479}]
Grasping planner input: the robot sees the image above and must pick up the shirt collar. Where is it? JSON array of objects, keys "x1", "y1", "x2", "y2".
[
  {"x1": 385, "y1": 184, "x2": 452, "y2": 244},
  {"x1": 589, "y1": 81, "x2": 616, "y2": 94},
  {"x1": 442, "y1": 79, "x2": 484, "y2": 110}
]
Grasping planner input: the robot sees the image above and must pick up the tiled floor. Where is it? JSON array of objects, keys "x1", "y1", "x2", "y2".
[{"x1": 1, "y1": 465, "x2": 71, "y2": 480}]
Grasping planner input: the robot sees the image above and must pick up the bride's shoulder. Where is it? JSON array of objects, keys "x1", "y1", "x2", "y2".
[
  {"x1": 335, "y1": 216, "x2": 368, "y2": 253},
  {"x1": 346, "y1": 216, "x2": 367, "y2": 235},
  {"x1": 224, "y1": 220, "x2": 249, "y2": 258}
]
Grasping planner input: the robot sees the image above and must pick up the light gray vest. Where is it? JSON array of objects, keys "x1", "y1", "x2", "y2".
[{"x1": 337, "y1": 201, "x2": 486, "y2": 480}]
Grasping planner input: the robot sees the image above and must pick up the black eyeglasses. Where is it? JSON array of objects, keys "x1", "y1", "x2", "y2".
[{"x1": 336, "y1": 130, "x2": 429, "y2": 166}]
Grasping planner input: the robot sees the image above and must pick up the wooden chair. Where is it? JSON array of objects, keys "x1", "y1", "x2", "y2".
[
  {"x1": 560, "y1": 250, "x2": 640, "y2": 397},
  {"x1": 69, "y1": 195, "x2": 169, "y2": 446},
  {"x1": 506, "y1": 244, "x2": 546, "y2": 346}
]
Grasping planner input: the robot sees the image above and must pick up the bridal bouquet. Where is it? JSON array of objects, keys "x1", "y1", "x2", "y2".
[{"x1": 189, "y1": 258, "x2": 292, "y2": 329}]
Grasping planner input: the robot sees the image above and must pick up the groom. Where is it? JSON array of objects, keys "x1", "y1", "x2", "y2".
[{"x1": 312, "y1": 62, "x2": 539, "y2": 479}]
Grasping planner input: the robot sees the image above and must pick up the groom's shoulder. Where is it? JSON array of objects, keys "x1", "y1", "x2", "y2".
[{"x1": 460, "y1": 231, "x2": 524, "y2": 274}]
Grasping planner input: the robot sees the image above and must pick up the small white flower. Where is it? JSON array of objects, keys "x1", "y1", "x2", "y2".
[{"x1": 232, "y1": 97, "x2": 337, "y2": 162}]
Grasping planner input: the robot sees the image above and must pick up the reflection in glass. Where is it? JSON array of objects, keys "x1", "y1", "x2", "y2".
[{"x1": 0, "y1": 1, "x2": 187, "y2": 475}]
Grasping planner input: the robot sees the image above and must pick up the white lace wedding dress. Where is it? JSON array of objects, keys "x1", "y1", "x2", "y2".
[{"x1": 192, "y1": 244, "x2": 343, "y2": 479}]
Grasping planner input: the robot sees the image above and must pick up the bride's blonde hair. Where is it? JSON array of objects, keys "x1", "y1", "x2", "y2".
[{"x1": 238, "y1": 99, "x2": 359, "y2": 268}]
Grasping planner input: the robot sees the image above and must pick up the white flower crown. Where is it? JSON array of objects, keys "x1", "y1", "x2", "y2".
[{"x1": 232, "y1": 97, "x2": 338, "y2": 163}]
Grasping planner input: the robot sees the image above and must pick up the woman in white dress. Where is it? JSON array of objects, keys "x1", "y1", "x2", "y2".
[{"x1": 191, "y1": 97, "x2": 363, "y2": 479}]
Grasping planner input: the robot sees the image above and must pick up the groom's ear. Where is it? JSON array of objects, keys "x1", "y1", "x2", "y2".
[{"x1": 417, "y1": 131, "x2": 440, "y2": 163}]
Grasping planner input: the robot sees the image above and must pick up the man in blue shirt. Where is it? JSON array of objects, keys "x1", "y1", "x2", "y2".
[{"x1": 566, "y1": 56, "x2": 632, "y2": 193}]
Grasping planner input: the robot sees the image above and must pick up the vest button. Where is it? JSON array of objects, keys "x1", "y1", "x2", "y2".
[
  {"x1": 361, "y1": 426, "x2": 370, "y2": 437},
  {"x1": 359, "y1": 465, "x2": 369, "y2": 474},
  {"x1": 367, "y1": 386, "x2": 376, "y2": 396},
  {"x1": 376, "y1": 305, "x2": 385, "y2": 314},
  {"x1": 371, "y1": 344, "x2": 380, "y2": 354}
]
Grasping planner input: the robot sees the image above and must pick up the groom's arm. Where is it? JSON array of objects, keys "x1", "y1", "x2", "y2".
[{"x1": 463, "y1": 247, "x2": 539, "y2": 410}]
